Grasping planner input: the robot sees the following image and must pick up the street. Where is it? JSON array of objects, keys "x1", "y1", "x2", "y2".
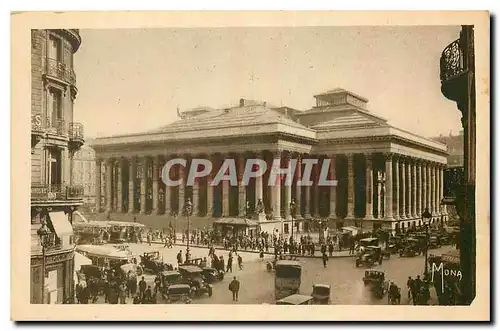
[{"x1": 98, "y1": 242, "x2": 452, "y2": 305}]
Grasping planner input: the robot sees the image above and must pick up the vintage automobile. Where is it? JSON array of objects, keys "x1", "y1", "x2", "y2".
[
  {"x1": 275, "y1": 260, "x2": 302, "y2": 300},
  {"x1": 359, "y1": 237, "x2": 379, "y2": 248},
  {"x1": 267, "y1": 254, "x2": 299, "y2": 272},
  {"x1": 177, "y1": 265, "x2": 213, "y2": 297},
  {"x1": 140, "y1": 251, "x2": 173, "y2": 274},
  {"x1": 276, "y1": 294, "x2": 314, "y2": 305},
  {"x1": 428, "y1": 235, "x2": 442, "y2": 249},
  {"x1": 202, "y1": 267, "x2": 224, "y2": 283},
  {"x1": 311, "y1": 284, "x2": 331, "y2": 304},
  {"x1": 355, "y1": 246, "x2": 382, "y2": 268},
  {"x1": 399, "y1": 238, "x2": 422, "y2": 257},
  {"x1": 182, "y1": 257, "x2": 208, "y2": 268},
  {"x1": 362, "y1": 269, "x2": 388, "y2": 299},
  {"x1": 163, "y1": 284, "x2": 192, "y2": 304}
]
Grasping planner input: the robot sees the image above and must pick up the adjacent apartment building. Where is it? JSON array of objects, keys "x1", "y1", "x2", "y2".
[
  {"x1": 72, "y1": 144, "x2": 97, "y2": 206},
  {"x1": 30, "y1": 29, "x2": 84, "y2": 303}
]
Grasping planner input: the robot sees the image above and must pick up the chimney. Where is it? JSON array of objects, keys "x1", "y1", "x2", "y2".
[{"x1": 239, "y1": 98, "x2": 245, "y2": 107}]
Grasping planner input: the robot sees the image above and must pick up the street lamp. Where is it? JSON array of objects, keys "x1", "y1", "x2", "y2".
[
  {"x1": 184, "y1": 198, "x2": 193, "y2": 262},
  {"x1": 290, "y1": 199, "x2": 296, "y2": 241},
  {"x1": 37, "y1": 220, "x2": 51, "y2": 304},
  {"x1": 422, "y1": 207, "x2": 433, "y2": 278}
]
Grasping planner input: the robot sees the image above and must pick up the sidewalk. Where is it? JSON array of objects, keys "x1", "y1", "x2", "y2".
[{"x1": 151, "y1": 240, "x2": 354, "y2": 258}]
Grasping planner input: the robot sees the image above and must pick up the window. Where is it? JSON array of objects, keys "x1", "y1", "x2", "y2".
[
  {"x1": 48, "y1": 88, "x2": 62, "y2": 126},
  {"x1": 47, "y1": 148, "x2": 62, "y2": 186},
  {"x1": 48, "y1": 35, "x2": 62, "y2": 61}
]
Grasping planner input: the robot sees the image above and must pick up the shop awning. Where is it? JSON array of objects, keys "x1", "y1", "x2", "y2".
[
  {"x1": 49, "y1": 211, "x2": 73, "y2": 237},
  {"x1": 213, "y1": 218, "x2": 259, "y2": 227}
]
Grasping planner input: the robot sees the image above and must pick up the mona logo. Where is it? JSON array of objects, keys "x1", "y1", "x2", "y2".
[{"x1": 431, "y1": 262, "x2": 462, "y2": 292}]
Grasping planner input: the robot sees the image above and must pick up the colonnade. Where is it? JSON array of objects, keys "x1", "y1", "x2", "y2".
[{"x1": 95, "y1": 151, "x2": 447, "y2": 230}]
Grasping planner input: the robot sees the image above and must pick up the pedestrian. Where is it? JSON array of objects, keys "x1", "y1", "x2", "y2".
[
  {"x1": 328, "y1": 242, "x2": 334, "y2": 257},
  {"x1": 143, "y1": 286, "x2": 153, "y2": 304},
  {"x1": 177, "y1": 250, "x2": 183, "y2": 265},
  {"x1": 138, "y1": 276, "x2": 147, "y2": 300},
  {"x1": 259, "y1": 249, "x2": 264, "y2": 260},
  {"x1": 119, "y1": 283, "x2": 127, "y2": 304},
  {"x1": 322, "y1": 252, "x2": 328, "y2": 268},
  {"x1": 229, "y1": 276, "x2": 240, "y2": 302},
  {"x1": 237, "y1": 254, "x2": 243, "y2": 270},
  {"x1": 406, "y1": 277, "x2": 414, "y2": 303},
  {"x1": 226, "y1": 255, "x2": 233, "y2": 273}
]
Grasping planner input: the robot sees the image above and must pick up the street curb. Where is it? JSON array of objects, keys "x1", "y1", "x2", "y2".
[{"x1": 149, "y1": 241, "x2": 355, "y2": 259}]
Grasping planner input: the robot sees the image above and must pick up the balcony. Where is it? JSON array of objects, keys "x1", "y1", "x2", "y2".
[
  {"x1": 44, "y1": 58, "x2": 76, "y2": 86},
  {"x1": 46, "y1": 117, "x2": 66, "y2": 136},
  {"x1": 31, "y1": 113, "x2": 44, "y2": 152},
  {"x1": 31, "y1": 184, "x2": 84, "y2": 204},
  {"x1": 68, "y1": 122, "x2": 85, "y2": 152},
  {"x1": 440, "y1": 38, "x2": 469, "y2": 104}
]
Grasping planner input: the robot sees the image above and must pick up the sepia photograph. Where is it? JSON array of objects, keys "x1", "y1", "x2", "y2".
[{"x1": 11, "y1": 11, "x2": 490, "y2": 321}]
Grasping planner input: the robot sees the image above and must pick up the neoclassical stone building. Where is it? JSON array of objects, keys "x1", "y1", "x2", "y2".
[{"x1": 91, "y1": 88, "x2": 448, "y2": 234}]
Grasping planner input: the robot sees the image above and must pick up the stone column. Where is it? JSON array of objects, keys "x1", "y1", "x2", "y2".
[
  {"x1": 95, "y1": 158, "x2": 102, "y2": 212},
  {"x1": 192, "y1": 158, "x2": 200, "y2": 217},
  {"x1": 426, "y1": 162, "x2": 431, "y2": 213},
  {"x1": 222, "y1": 165, "x2": 230, "y2": 217},
  {"x1": 116, "y1": 159, "x2": 123, "y2": 213},
  {"x1": 128, "y1": 157, "x2": 135, "y2": 214},
  {"x1": 295, "y1": 154, "x2": 302, "y2": 218},
  {"x1": 105, "y1": 158, "x2": 113, "y2": 213},
  {"x1": 152, "y1": 157, "x2": 159, "y2": 214},
  {"x1": 422, "y1": 162, "x2": 427, "y2": 213},
  {"x1": 365, "y1": 154, "x2": 374, "y2": 220},
  {"x1": 271, "y1": 150, "x2": 282, "y2": 220},
  {"x1": 178, "y1": 159, "x2": 185, "y2": 214},
  {"x1": 406, "y1": 158, "x2": 412, "y2": 218},
  {"x1": 254, "y1": 152, "x2": 263, "y2": 215},
  {"x1": 313, "y1": 157, "x2": 320, "y2": 217},
  {"x1": 393, "y1": 156, "x2": 400, "y2": 219},
  {"x1": 346, "y1": 153, "x2": 355, "y2": 219},
  {"x1": 138, "y1": 157, "x2": 147, "y2": 214},
  {"x1": 283, "y1": 152, "x2": 292, "y2": 220},
  {"x1": 238, "y1": 154, "x2": 247, "y2": 217},
  {"x1": 432, "y1": 164, "x2": 438, "y2": 216},
  {"x1": 440, "y1": 165, "x2": 447, "y2": 216},
  {"x1": 303, "y1": 156, "x2": 311, "y2": 218},
  {"x1": 329, "y1": 155, "x2": 337, "y2": 218},
  {"x1": 163, "y1": 157, "x2": 171, "y2": 216},
  {"x1": 207, "y1": 168, "x2": 214, "y2": 218},
  {"x1": 400, "y1": 159, "x2": 406, "y2": 219},
  {"x1": 384, "y1": 153, "x2": 394, "y2": 220},
  {"x1": 417, "y1": 160, "x2": 422, "y2": 217},
  {"x1": 411, "y1": 160, "x2": 417, "y2": 218}
]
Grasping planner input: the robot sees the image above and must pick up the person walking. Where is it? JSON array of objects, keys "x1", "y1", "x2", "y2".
[
  {"x1": 119, "y1": 283, "x2": 127, "y2": 304},
  {"x1": 229, "y1": 276, "x2": 240, "y2": 302},
  {"x1": 177, "y1": 250, "x2": 183, "y2": 265},
  {"x1": 322, "y1": 252, "x2": 328, "y2": 268},
  {"x1": 226, "y1": 255, "x2": 233, "y2": 273},
  {"x1": 138, "y1": 276, "x2": 147, "y2": 301},
  {"x1": 328, "y1": 242, "x2": 334, "y2": 257},
  {"x1": 237, "y1": 254, "x2": 243, "y2": 270}
]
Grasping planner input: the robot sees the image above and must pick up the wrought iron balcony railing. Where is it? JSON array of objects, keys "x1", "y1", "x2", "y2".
[
  {"x1": 31, "y1": 183, "x2": 84, "y2": 201},
  {"x1": 440, "y1": 39, "x2": 466, "y2": 82},
  {"x1": 46, "y1": 117, "x2": 66, "y2": 136},
  {"x1": 45, "y1": 58, "x2": 76, "y2": 85},
  {"x1": 69, "y1": 122, "x2": 84, "y2": 141}
]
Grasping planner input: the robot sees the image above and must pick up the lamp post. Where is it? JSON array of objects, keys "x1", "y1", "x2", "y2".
[
  {"x1": 37, "y1": 220, "x2": 51, "y2": 304},
  {"x1": 184, "y1": 198, "x2": 193, "y2": 261},
  {"x1": 422, "y1": 207, "x2": 432, "y2": 278},
  {"x1": 290, "y1": 199, "x2": 296, "y2": 241}
]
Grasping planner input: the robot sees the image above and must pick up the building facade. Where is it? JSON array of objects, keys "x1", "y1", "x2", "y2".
[
  {"x1": 439, "y1": 25, "x2": 476, "y2": 305},
  {"x1": 31, "y1": 29, "x2": 84, "y2": 303},
  {"x1": 91, "y1": 89, "x2": 448, "y2": 235},
  {"x1": 433, "y1": 131, "x2": 464, "y2": 167},
  {"x1": 72, "y1": 144, "x2": 97, "y2": 206}
]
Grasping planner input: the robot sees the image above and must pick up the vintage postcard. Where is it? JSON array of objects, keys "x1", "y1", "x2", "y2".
[{"x1": 11, "y1": 11, "x2": 490, "y2": 321}]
